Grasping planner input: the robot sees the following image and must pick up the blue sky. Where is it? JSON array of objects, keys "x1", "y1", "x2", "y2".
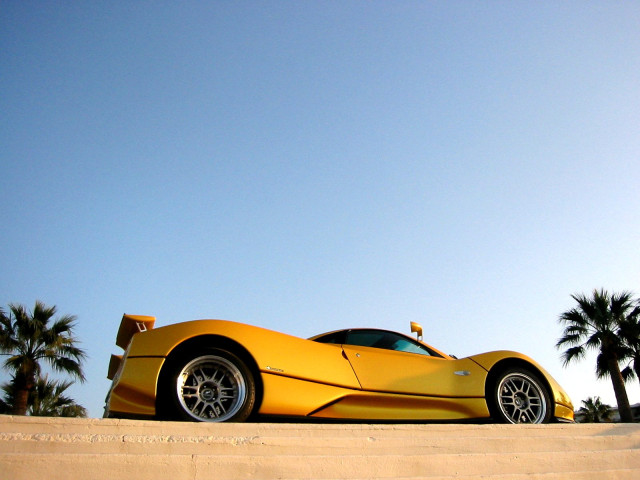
[{"x1": 1, "y1": 2, "x2": 639, "y2": 418}]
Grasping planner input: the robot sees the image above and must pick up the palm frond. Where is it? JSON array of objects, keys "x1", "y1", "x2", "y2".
[
  {"x1": 560, "y1": 345, "x2": 586, "y2": 366},
  {"x1": 556, "y1": 332, "x2": 584, "y2": 348},
  {"x1": 595, "y1": 351, "x2": 610, "y2": 379},
  {"x1": 47, "y1": 356, "x2": 85, "y2": 382},
  {"x1": 621, "y1": 365, "x2": 636, "y2": 382},
  {"x1": 558, "y1": 308, "x2": 588, "y2": 326}
]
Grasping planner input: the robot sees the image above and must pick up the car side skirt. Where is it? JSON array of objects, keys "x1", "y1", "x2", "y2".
[{"x1": 259, "y1": 372, "x2": 491, "y2": 421}]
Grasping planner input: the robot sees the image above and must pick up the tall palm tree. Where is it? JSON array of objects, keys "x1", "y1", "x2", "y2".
[
  {"x1": 0, "y1": 301, "x2": 85, "y2": 415},
  {"x1": 556, "y1": 289, "x2": 634, "y2": 422},
  {"x1": 577, "y1": 396, "x2": 612, "y2": 423}
]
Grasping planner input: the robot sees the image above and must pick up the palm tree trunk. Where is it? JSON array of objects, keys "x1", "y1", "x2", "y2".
[
  {"x1": 608, "y1": 358, "x2": 633, "y2": 422},
  {"x1": 10, "y1": 373, "x2": 31, "y2": 416},
  {"x1": 11, "y1": 389, "x2": 29, "y2": 415}
]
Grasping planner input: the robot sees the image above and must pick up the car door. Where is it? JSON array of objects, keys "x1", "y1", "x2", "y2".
[{"x1": 340, "y1": 330, "x2": 486, "y2": 397}]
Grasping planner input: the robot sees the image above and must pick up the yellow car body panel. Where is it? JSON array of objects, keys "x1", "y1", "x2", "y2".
[
  {"x1": 342, "y1": 345, "x2": 487, "y2": 397},
  {"x1": 108, "y1": 357, "x2": 164, "y2": 416},
  {"x1": 259, "y1": 373, "x2": 359, "y2": 417},
  {"x1": 105, "y1": 315, "x2": 574, "y2": 422}
]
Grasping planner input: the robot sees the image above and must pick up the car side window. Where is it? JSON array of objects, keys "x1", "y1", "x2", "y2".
[
  {"x1": 312, "y1": 331, "x2": 347, "y2": 345},
  {"x1": 345, "y1": 330, "x2": 436, "y2": 357}
]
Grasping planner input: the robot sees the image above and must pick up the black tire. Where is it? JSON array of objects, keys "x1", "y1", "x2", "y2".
[
  {"x1": 159, "y1": 348, "x2": 256, "y2": 422},
  {"x1": 490, "y1": 368, "x2": 552, "y2": 424}
]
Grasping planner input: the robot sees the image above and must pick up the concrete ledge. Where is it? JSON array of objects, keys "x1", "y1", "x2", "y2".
[{"x1": 1, "y1": 416, "x2": 639, "y2": 479}]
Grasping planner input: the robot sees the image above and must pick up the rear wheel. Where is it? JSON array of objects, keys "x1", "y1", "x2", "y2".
[
  {"x1": 160, "y1": 348, "x2": 255, "y2": 422},
  {"x1": 491, "y1": 368, "x2": 552, "y2": 424}
]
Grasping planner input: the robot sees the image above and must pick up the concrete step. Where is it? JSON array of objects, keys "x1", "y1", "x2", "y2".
[
  {"x1": 1, "y1": 416, "x2": 638, "y2": 480},
  {"x1": 1, "y1": 429, "x2": 638, "y2": 456},
  {"x1": 1, "y1": 450, "x2": 639, "y2": 479}
]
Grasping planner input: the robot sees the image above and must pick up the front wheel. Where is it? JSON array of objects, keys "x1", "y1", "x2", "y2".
[
  {"x1": 159, "y1": 348, "x2": 256, "y2": 422},
  {"x1": 491, "y1": 368, "x2": 552, "y2": 424}
]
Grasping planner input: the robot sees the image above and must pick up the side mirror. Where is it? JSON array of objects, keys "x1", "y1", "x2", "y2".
[{"x1": 410, "y1": 322, "x2": 423, "y2": 341}]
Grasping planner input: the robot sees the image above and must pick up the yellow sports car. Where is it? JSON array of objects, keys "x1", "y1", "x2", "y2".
[{"x1": 105, "y1": 314, "x2": 574, "y2": 424}]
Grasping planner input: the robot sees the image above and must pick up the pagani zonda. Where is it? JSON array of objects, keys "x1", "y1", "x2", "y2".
[{"x1": 105, "y1": 315, "x2": 574, "y2": 424}]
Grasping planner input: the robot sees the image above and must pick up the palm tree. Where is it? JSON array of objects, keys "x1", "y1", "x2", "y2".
[
  {"x1": 0, "y1": 301, "x2": 86, "y2": 415},
  {"x1": 617, "y1": 303, "x2": 640, "y2": 384},
  {"x1": 577, "y1": 396, "x2": 612, "y2": 423},
  {"x1": 0, "y1": 374, "x2": 87, "y2": 417},
  {"x1": 556, "y1": 289, "x2": 634, "y2": 422},
  {"x1": 28, "y1": 375, "x2": 87, "y2": 417}
]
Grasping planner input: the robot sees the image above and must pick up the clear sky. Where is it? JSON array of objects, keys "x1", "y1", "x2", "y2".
[{"x1": 1, "y1": 2, "x2": 639, "y2": 419}]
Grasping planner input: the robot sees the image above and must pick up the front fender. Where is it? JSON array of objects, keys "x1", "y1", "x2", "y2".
[{"x1": 469, "y1": 350, "x2": 574, "y2": 415}]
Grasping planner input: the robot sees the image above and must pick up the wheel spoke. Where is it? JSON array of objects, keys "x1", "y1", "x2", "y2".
[
  {"x1": 210, "y1": 368, "x2": 223, "y2": 383},
  {"x1": 183, "y1": 385, "x2": 198, "y2": 394},
  {"x1": 201, "y1": 405, "x2": 215, "y2": 418},
  {"x1": 190, "y1": 399, "x2": 204, "y2": 414},
  {"x1": 215, "y1": 400, "x2": 227, "y2": 413},
  {"x1": 196, "y1": 367, "x2": 210, "y2": 382}
]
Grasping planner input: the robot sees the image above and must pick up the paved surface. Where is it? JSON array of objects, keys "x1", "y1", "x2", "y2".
[{"x1": 1, "y1": 416, "x2": 639, "y2": 479}]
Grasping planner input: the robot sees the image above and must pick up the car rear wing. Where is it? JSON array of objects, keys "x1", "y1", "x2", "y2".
[
  {"x1": 116, "y1": 314, "x2": 156, "y2": 349},
  {"x1": 107, "y1": 314, "x2": 156, "y2": 380}
]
